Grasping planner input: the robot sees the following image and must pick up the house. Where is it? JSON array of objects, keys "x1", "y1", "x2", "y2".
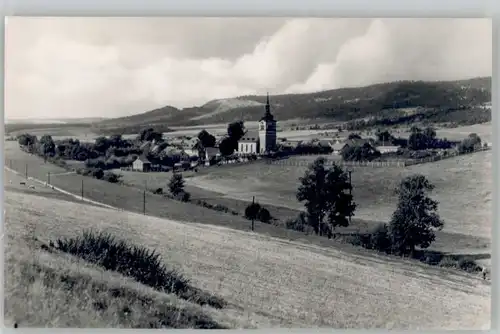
[
  {"x1": 375, "y1": 145, "x2": 400, "y2": 154},
  {"x1": 330, "y1": 140, "x2": 346, "y2": 155},
  {"x1": 204, "y1": 147, "x2": 220, "y2": 166},
  {"x1": 237, "y1": 131, "x2": 259, "y2": 155},
  {"x1": 132, "y1": 156, "x2": 151, "y2": 172}
]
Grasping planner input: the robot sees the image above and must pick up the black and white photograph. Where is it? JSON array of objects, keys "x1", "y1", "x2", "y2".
[{"x1": 3, "y1": 17, "x2": 492, "y2": 329}]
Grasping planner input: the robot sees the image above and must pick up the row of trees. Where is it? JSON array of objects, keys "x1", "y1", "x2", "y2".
[{"x1": 294, "y1": 157, "x2": 444, "y2": 256}]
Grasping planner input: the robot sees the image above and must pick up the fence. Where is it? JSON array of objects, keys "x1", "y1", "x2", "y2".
[
  {"x1": 404, "y1": 146, "x2": 491, "y2": 167},
  {"x1": 266, "y1": 158, "x2": 406, "y2": 168},
  {"x1": 265, "y1": 146, "x2": 491, "y2": 169}
]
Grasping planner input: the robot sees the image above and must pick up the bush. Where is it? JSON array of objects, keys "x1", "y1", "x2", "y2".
[
  {"x1": 370, "y1": 223, "x2": 392, "y2": 253},
  {"x1": 54, "y1": 230, "x2": 190, "y2": 294},
  {"x1": 53, "y1": 230, "x2": 226, "y2": 309},
  {"x1": 348, "y1": 224, "x2": 392, "y2": 253},
  {"x1": 258, "y1": 208, "x2": 272, "y2": 223},
  {"x1": 285, "y1": 212, "x2": 309, "y2": 232},
  {"x1": 153, "y1": 188, "x2": 163, "y2": 195},
  {"x1": 102, "y1": 171, "x2": 121, "y2": 183},
  {"x1": 286, "y1": 218, "x2": 305, "y2": 232},
  {"x1": 180, "y1": 191, "x2": 191, "y2": 202},
  {"x1": 458, "y1": 257, "x2": 481, "y2": 273}
]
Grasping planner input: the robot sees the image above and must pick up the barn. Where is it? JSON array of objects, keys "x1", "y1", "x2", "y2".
[{"x1": 132, "y1": 156, "x2": 152, "y2": 172}]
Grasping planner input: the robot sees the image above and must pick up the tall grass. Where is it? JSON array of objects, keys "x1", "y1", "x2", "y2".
[{"x1": 53, "y1": 230, "x2": 226, "y2": 308}]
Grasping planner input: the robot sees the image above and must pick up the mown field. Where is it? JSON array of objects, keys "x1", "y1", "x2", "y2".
[{"x1": 3, "y1": 181, "x2": 491, "y2": 329}]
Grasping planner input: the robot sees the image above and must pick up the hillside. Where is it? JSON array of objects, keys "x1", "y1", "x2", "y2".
[
  {"x1": 3, "y1": 180, "x2": 491, "y2": 329},
  {"x1": 92, "y1": 77, "x2": 491, "y2": 131}
]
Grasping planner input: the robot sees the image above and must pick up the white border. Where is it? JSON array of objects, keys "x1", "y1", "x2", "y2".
[{"x1": 0, "y1": 1, "x2": 498, "y2": 333}]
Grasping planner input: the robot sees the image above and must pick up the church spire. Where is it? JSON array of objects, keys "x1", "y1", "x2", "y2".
[{"x1": 263, "y1": 92, "x2": 273, "y2": 121}]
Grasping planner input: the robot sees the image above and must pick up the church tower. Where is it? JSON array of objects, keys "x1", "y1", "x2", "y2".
[{"x1": 258, "y1": 93, "x2": 277, "y2": 154}]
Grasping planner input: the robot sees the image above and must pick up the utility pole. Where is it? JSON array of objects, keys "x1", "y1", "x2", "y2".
[
  {"x1": 81, "y1": 179, "x2": 84, "y2": 200},
  {"x1": 143, "y1": 180, "x2": 147, "y2": 215},
  {"x1": 348, "y1": 169, "x2": 352, "y2": 225},
  {"x1": 251, "y1": 196, "x2": 255, "y2": 231},
  {"x1": 47, "y1": 172, "x2": 51, "y2": 186},
  {"x1": 25, "y1": 164, "x2": 28, "y2": 179}
]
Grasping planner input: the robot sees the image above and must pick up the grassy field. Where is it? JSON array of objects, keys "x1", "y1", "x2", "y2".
[
  {"x1": 4, "y1": 140, "x2": 490, "y2": 256},
  {"x1": 187, "y1": 150, "x2": 492, "y2": 241},
  {"x1": 4, "y1": 181, "x2": 491, "y2": 329}
]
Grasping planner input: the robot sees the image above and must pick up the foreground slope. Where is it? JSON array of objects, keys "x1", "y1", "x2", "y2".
[{"x1": 4, "y1": 187, "x2": 490, "y2": 329}]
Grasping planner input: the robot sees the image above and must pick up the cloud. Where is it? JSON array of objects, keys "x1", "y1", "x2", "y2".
[{"x1": 5, "y1": 17, "x2": 492, "y2": 119}]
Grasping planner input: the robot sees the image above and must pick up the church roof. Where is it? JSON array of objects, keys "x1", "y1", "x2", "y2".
[{"x1": 239, "y1": 131, "x2": 259, "y2": 143}]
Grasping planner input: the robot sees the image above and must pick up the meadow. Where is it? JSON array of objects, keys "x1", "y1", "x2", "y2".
[
  {"x1": 187, "y1": 150, "x2": 492, "y2": 241},
  {"x1": 3, "y1": 181, "x2": 491, "y2": 329}
]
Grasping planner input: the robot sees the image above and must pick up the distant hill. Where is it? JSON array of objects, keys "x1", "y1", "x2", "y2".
[
  {"x1": 93, "y1": 77, "x2": 491, "y2": 132},
  {"x1": 6, "y1": 117, "x2": 108, "y2": 125}
]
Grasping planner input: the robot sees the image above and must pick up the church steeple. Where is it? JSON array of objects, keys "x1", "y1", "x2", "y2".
[{"x1": 261, "y1": 92, "x2": 274, "y2": 121}]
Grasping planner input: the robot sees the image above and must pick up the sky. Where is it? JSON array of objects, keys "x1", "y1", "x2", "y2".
[{"x1": 4, "y1": 17, "x2": 492, "y2": 120}]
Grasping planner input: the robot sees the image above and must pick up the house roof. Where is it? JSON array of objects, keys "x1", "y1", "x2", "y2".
[
  {"x1": 375, "y1": 145, "x2": 399, "y2": 149},
  {"x1": 135, "y1": 156, "x2": 151, "y2": 164},
  {"x1": 331, "y1": 142, "x2": 346, "y2": 151},
  {"x1": 239, "y1": 131, "x2": 259, "y2": 143},
  {"x1": 205, "y1": 147, "x2": 219, "y2": 157},
  {"x1": 317, "y1": 140, "x2": 331, "y2": 147},
  {"x1": 344, "y1": 138, "x2": 370, "y2": 147}
]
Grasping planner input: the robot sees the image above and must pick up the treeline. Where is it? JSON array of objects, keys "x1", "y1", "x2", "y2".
[
  {"x1": 344, "y1": 107, "x2": 491, "y2": 132},
  {"x1": 91, "y1": 123, "x2": 175, "y2": 136}
]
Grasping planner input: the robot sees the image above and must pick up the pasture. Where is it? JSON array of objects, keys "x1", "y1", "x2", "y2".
[
  {"x1": 187, "y1": 150, "x2": 492, "y2": 241},
  {"x1": 4, "y1": 186, "x2": 491, "y2": 329}
]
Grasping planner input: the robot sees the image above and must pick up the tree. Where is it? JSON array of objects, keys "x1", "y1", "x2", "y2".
[
  {"x1": 388, "y1": 175, "x2": 444, "y2": 256},
  {"x1": 341, "y1": 143, "x2": 381, "y2": 161},
  {"x1": 296, "y1": 157, "x2": 356, "y2": 237},
  {"x1": 168, "y1": 173, "x2": 185, "y2": 196},
  {"x1": 219, "y1": 121, "x2": 245, "y2": 155},
  {"x1": 18, "y1": 133, "x2": 37, "y2": 147},
  {"x1": 227, "y1": 121, "x2": 245, "y2": 141},
  {"x1": 245, "y1": 202, "x2": 261, "y2": 220},
  {"x1": 94, "y1": 136, "x2": 110, "y2": 153},
  {"x1": 457, "y1": 133, "x2": 482, "y2": 153},
  {"x1": 218, "y1": 136, "x2": 235, "y2": 156},
  {"x1": 347, "y1": 133, "x2": 362, "y2": 140},
  {"x1": 197, "y1": 129, "x2": 216, "y2": 148},
  {"x1": 39, "y1": 135, "x2": 56, "y2": 158},
  {"x1": 139, "y1": 128, "x2": 163, "y2": 142}
]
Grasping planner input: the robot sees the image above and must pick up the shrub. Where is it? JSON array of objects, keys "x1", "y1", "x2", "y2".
[
  {"x1": 102, "y1": 171, "x2": 121, "y2": 183},
  {"x1": 258, "y1": 208, "x2": 272, "y2": 223},
  {"x1": 370, "y1": 223, "x2": 392, "y2": 253},
  {"x1": 54, "y1": 230, "x2": 190, "y2": 294},
  {"x1": 180, "y1": 191, "x2": 191, "y2": 202},
  {"x1": 285, "y1": 212, "x2": 309, "y2": 232},
  {"x1": 153, "y1": 188, "x2": 163, "y2": 195},
  {"x1": 458, "y1": 257, "x2": 481, "y2": 272}
]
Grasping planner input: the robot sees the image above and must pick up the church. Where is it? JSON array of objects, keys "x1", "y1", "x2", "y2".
[{"x1": 237, "y1": 93, "x2": 277, "y2": 155}]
